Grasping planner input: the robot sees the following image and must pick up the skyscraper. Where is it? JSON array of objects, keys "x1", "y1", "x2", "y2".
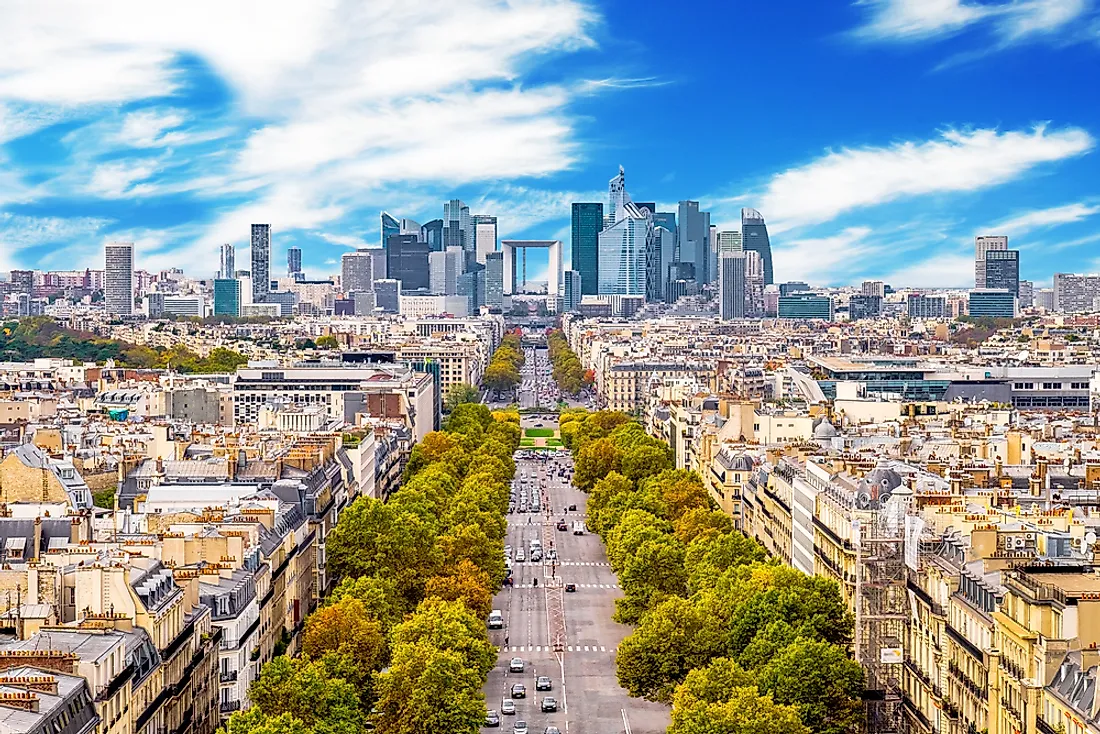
[
  {"x1": 563, "y1": 270, "x2": 582, "y2": 312},
  {"x1": 472, "y1": 214, "x2": 498, "y2": 265},
  {"x1": 104, "y1": 242, "x2": 134, "y2": 316},
  {"x1": 974, "y1": 236, "x2": 1008, "y2": 288},
  {"x1": 287, "y1": 247, "x2": 303, "y2": 279},
  {"x1": 429, "y1": 246, "x2": 463, "y2": 295},
  {"x1": 250, "y1": 224, "x2": 271, "y2": 302},
  {"x1": 214, "y1": 278, "x2": 242, "y2": 317},
  {"x1": 608, "y1": 166, "x2": 627, "y2": 223},
  {"x1": 652, "y1": 226, "x2": 675, "y2": 302},
  {"x1": 598, "y1": 208, "x2": 649, "y2": 296},
  {"x1": 983, "y1": 249, "x2": 1019, "y2": 296},
  {"x1": 719, "y1": 253, "x2": 747, "y2": 320},
  {"x1": 386, "y1": 235, "x2": 430, "y2": 291},
  {"x1": 342, "y1": 249, "x2": 374, "y2": 293},
  {"x1": 677, "y1": 201, "x2": 712, "y2": 284},
  {"x1": 381, "y1": 212, "x2": 400, "y2": 249},
  {"x1": 571, "y1": 203, "x2": 603, "y2": 296},
  {"x1": 717, "y1": 231, "x2": 742, "y2": 254},
  {"x1": 219, "y1": 244, "x2": 235, "y2": 280},
  {"x1": 485, "y1": 252, "x2": 505, "y2": 310},
  {"x1": 421, "y1": 219, "x2": 444, "y2": 251},
  {"x1": 740, "y1": 208, "x2": 773, "y2": 286},
  {"x1": 443, "y1": 199, "x2": 471, "y2": 250}
]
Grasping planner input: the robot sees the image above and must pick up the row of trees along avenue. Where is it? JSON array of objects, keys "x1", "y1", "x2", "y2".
[
  {"x1": 564, "y1": 410, "x2": 865, "y2": 734},
  {"x1": 225, "y1": 403, "x2": 521, "y2": 734},
  {"x1": 546, "y1": 328, "x2": 591, "y2": 395},
  {"x1": 482, "y1": 331, "x2": 524, "y2": 395}
]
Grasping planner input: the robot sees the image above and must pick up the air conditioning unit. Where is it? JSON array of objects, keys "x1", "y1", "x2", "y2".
[
  {"x1": 1025, "y1": 533, "x2": 1035, "y2": 541},
  {"x1": 1013, "y1": 537, "x2": 1027, "y2": 550}
]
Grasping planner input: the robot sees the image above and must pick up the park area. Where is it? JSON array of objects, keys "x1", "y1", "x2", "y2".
[{"x1": 524, "y1": 427, "x2": 555, "y2": 438}]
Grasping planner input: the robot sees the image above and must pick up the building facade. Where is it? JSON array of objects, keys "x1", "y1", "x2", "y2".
[
  {"x1": 571, "y1": 203, "x2": 603, "y2": 296},
  {"x1": 250, "y1": 224, "x2": 271, "y2": 303},
  {"x1": 105, "y1": 242, "x2": 135, "y2": 317}
]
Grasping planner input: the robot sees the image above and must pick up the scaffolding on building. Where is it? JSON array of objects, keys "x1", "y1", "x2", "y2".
[{"x1": 854, "y1": 487, "x2": 912, "y2": 734}]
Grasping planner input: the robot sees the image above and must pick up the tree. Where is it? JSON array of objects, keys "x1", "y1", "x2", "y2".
[
  {"x1": 684, "y1": 532, "x2": 768, "y2": 594},
  {"x1": 616, "y1": 596, "x2": 725, "y2": 703},
  {"x1": 302, "y1": 597, "x2": 388, "y2": 688},
  {"x1": 675, "y1": 508, "x2": 733, "y2": 545},
  {"x1": 586, "y1": 471, "x2": 634, "y2": 535},
  {"x1": 436, "y1": 522, "x2": 505, "y2": 586},
  {"x1": 615, "y1": 534, "x2": 688, "y2": 624},
  {"x1": 248, "y1": 657, "x2": 362, "y2": 734},
  {"x1": 403, "y1": 432, "x2": 459, "y2": 479},
  {"x1": 316, "y1": 335, "x2": 339, "y2": 349},
  {"x1": 673, "y1": 657, "x2": 755, "y2": 704},
  {"x1": 389, "y1": 598, "x2": 496, "y2": 677},
  {"x1": 444, "y1": 382, "x2": 481, "y2": 413},
  {"x1": 425, "y1": 559, "x2": 495, "y2": 618},
  {"x1": 621, "y1": 443, "x2": 674, "y2": 484},
  {"x1": 669, "y1": 686, "x2": 809, "y2": 734},
  {"x1": 757, "y1": 640, "x2": 864, "y2": 734},
  {"x1": 373, "y1": 644, "x2": 486, "y2": 734},
  {"x1": 224, "y1": 709, "x2": 313, "y2": 734},
  {"x1": 573, "y1": 436, "x2": 623, "y2": 490},
  {"x1": 447, "y1": 401, "x2": 492, "y2": 432},
  {"x1": 326, "y1": 575, "x2": 405, "y2": 631}
]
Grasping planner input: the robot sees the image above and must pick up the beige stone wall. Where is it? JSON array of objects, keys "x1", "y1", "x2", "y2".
[{"x1": 0, "y1": 453, "x2": 71, "y2": 505}]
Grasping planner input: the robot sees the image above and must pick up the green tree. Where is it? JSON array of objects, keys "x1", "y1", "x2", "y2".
[
  {"x1": 573, "y1": 436, "x2": 623, "y2": 490},
  {"x1": 302, "y1": 597, "x2": 388, "y2": 689},
  {"x1": 684, "y1": 532, "x2": 768, "y2": 594},
  {"x1": 248, "y1": 657, "x2": 362, "y2": 734},
  {"x1": 437, "y1": 522, "x2": 505, "y2": 586},
  {"x1": 675, "y1": 508, "x2": 734, "y2": 545},
  {"x1": 373, "y1": 644, "x2": 485, "y2": 734},
  {"x1": 425, "y1": 559, "x2": 495, "y2": 618},
  {"x1": 444, "y1": 382, "x2": 483, "y2": 413},
  {"x1": 621, "y1": 443, "x2": 674, "y2": 484},
  {"x1": 757, "y1": 640, "x2": 864, "y2": 734},
  {"x1": 615, "y1": 533, "x2": 688, "y2": 624},
  {"x1": 389, "y1": 598, "x2": 496, "y2": 678},
  {"x1": 669, "y1": 686, "x2": 809, "y2": 734},
  {"x1": 673, "y1": 657, "x2": 755, "y2": 704},
  {"x1": 315, "y1": 335, "x2": 339, "y2": 349},
  {"x1": 326, "y1": 575, "x2": 405, "y2": 631},
  {"x1": 616, "y1": 596, "x2": 725, "y2": 702},
  {"x1": 224, "y1": 709, "x2": 314, "y2": 734}
]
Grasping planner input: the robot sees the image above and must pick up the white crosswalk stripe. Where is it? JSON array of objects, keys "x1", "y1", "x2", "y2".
[{"x1": 601, "y1": 646, "x2": 606, "y2": 652}]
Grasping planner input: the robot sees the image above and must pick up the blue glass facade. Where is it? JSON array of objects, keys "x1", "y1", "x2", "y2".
[
  {"x1": 741, "y1": 208, "x2": 774, "y2": 285},
  {"x1": 213, "y1": 279, "x2": 240, "y2": 317},
  {"x1": 380, "y1": 212, "x2": 400, "y2": 250},
  {"x1": 571, "y1": 202, "x2": 603, "y2": 295}
]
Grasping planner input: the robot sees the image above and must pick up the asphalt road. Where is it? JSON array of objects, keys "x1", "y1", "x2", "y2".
[{"x1": 483, "y1": 372, "x2": 669, "y2": 733}]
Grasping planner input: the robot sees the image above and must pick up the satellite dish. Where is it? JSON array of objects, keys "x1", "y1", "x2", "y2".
[{"x1": 1086, "y1": 532, "x2": 1097, "y2": 546}]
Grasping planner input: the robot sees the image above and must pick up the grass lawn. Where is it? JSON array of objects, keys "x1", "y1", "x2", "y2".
[
  {"x1": 520, "y1": 438, "x2": 536, "y2": 446},
  {"x1": 546, "y1": 438, "x2": 563, "y2": 446},
  {"x1": 525, "y1": 428, "x2": 555, "y2": 438}
]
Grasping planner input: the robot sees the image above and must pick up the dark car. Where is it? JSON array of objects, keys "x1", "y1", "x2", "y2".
[
  {"x1": 541, "y1": 697, "x2": 558, "y2": 712},
  {"x1": 511, "y1": 683, "x2": 526, "y2": 699},
  {"x1": 568, "y1": 504, "x2": 577, "y2": 511},
  {"x1": 486, "y1": 710, "x2": 501, "y2": 727},
  {"x1": 556, "y1": 521, "x2": 568, "y2": 531},
  {"x1": 565, "y1": 583, "x2": 576, "y2": 592},
  {"x1": 535, "y1": 676, "x2": 552, "y2": 691}
]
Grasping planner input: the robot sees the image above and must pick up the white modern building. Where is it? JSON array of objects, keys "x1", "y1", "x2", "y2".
[{"x1": 501, "y1": 240, "x2": 563, "y2": 298}]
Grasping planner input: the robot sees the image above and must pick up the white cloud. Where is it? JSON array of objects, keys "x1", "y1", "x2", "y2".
[
  {"x1": 117, "y1": 109, "x2": 186, "y2": 147},
  {"x1": 852, "y1": 0, "x2": 1090, "y2": 42},
  {"x1": 0, "y1": 0, "x2": 597, "y2": 265},
  {"x1": 0, "y1": 213, "x2": 110, "y2": 271},
  {"x1": 756, "y1": 125, "x2": 1093, "y2": 233},
  {"x1": 985, "y1": 201, "x2": 1100, "y2": 237},
  {"x1": 1049, "y1": 231, "x2": 1100, "y2": 251},
  {"x1": 88, "y1": 160, "x2": 160, "y2": 198},
  {"x1": 321, "y1": 233, "x2": 369, "y2": 249},
  {"x1": 879, "y1": 252, "x2": 975, "y2": 288},
  {"x1": 770, "y1": 227, "x2": 878, "y2": 284}
]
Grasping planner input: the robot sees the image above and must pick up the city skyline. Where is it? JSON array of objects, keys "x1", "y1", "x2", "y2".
[{"x1": 0, "y1": 2, "x2": 1098, "y2": 287}]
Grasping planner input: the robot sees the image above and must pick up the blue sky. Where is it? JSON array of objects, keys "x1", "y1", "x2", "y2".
[{"x1": 0, "y1": 0, "x2": 1098, "y2": 288}]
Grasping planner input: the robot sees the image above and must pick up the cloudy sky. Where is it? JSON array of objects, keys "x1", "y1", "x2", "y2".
[{"x1": 0, "y1": 0, "x2": 1097, "y2": 287}]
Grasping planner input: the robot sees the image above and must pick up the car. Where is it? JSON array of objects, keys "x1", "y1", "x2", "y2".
[
  {"x1": 531, "y1": 550, "x2": 542, "y2": 562},
  {"x1": 509, "y1": 657, "x2": 525, "y2": 672},
  {"x1": 556, "y1": 521, "x2": 568, "y2": 531},
  {"x1": 565, "y1": 583, "x2": 576, "y2": 592},
  {"x1": 501, "y1": 700, "x2": 516, "y2": 715},
  {"x1": 515, "y1": 550, "x2": 526, "y2": 563},
  {"x1": 511, "y1": 684, "x2": 526, "y2": 699},
  {"x1": 513, "y1": 721, "x2": 529, "y2": 734},
  {"x1": 541, "y1": 697, "x2": 558, "y2": 712},
  {"x1": 547, "y1": 549, "x2": 557, "y2": 561},
  {"x1": 535, "y1": 676, "x2": 552, "y2": 691},
  {"x1": 544, "y1": 728, "x2": 562, "y2": 734},
  {"x1": 568, "y1": 504, "x2": 577, "y2": 511},
  {"x1": 486, "y1": 710, "x2": 501, "y2": 727}
]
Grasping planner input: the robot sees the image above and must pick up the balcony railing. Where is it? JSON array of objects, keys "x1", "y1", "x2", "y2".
[
  {"x1": 219, "y1": 700, "x2": 242, "y2": 714},
  {"x1": 220, "y1": 670, "x2": 238, "y2": 684}
]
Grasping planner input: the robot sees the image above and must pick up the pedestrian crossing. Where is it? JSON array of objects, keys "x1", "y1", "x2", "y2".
[
  {"x1": 509, "y1": 582, "x2": 617, "y2": 589},
  {"x1": 556, "y1": 561, "x2": 609, "y2": 566},
  {"x1": 501, "y1": 645, "x2": 611, "y2": 653}
]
